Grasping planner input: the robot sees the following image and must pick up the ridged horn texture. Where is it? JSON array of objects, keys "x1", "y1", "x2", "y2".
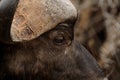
[
  {"x1": 0, "y1": 0, "x2": 19, "y2": 43},
  {"x1": 11, "y1": 0, "x2": 77, "y2": 41}
]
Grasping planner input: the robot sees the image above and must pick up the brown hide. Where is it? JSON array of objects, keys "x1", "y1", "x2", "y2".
[{"x1": 0, "y1": 0, "x2": 105, "y2": 80}]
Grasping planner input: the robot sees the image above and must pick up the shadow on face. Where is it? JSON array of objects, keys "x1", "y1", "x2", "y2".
[
  {"x1": 0, "y1": 18, "x2": 105, "y2": 80},
  {"x1": 0, "y1": 0, "x2": 105, "y2": 79}
]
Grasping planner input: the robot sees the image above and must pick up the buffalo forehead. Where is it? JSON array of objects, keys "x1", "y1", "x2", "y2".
[{"x1": 11, "y1": 0, "x2": 77, "y2": 41}]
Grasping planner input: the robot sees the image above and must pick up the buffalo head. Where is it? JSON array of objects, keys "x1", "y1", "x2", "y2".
[{"x1": 0, "y1": 0, "x2": 105, "y2": 80}]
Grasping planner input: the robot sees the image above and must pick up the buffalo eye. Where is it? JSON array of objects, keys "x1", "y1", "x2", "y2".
[
  {"x1": 49, "y1": 23, "x2": 73, "y2": 46},
  {"x1": 53, "y1": 34, "x2": 65, "y2": 45}
]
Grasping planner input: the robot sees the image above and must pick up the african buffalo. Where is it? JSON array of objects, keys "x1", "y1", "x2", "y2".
[{"x1": 0, "y1": 0, "x2": 105, "y2": 80}]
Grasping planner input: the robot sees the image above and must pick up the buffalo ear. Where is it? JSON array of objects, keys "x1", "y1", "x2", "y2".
[{"x1": 0, "y1": 0, "x2": 19, "y2": 43}]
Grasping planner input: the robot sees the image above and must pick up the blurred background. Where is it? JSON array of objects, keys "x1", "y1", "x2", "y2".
[{"x1": 70, "y1": 0, "x2": 120, "y2": 80}]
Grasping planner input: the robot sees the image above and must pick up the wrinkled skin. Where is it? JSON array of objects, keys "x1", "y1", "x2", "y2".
[{"x1": 0, "y1": 0, "x2": 104, "y2": 80}]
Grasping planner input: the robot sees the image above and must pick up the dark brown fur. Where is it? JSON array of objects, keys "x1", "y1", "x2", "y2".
[
  {"x1": 0, "y1": 0, "x2": 105, "y2": 80},
  {"x1": 0, "y1": 20, "x2": 104, "y2": 80}
]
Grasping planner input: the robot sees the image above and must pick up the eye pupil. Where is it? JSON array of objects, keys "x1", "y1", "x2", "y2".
[{"x1": 54, "y1": 36, "x2": 64, "y2": 45}]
